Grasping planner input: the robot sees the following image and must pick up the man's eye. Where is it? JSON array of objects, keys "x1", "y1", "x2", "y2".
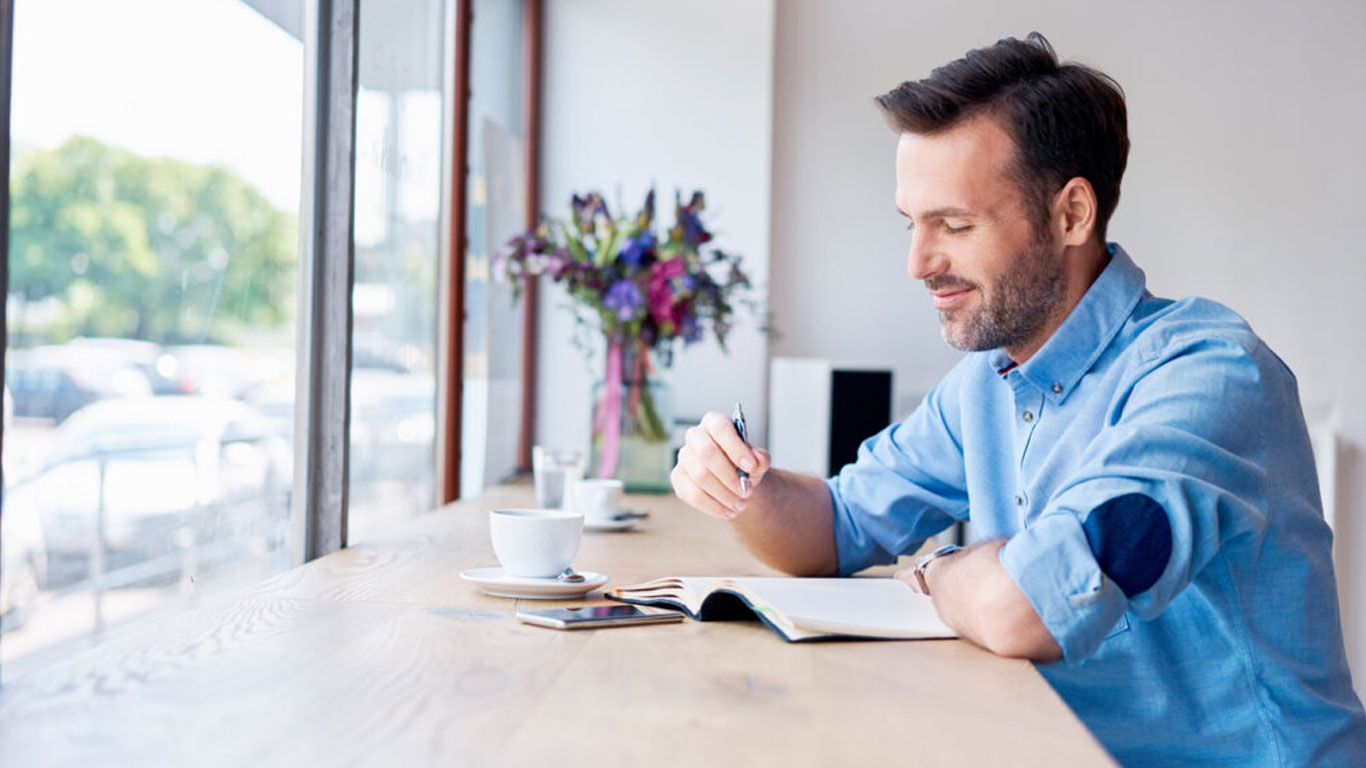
[{"x1": 945, "y1": 222, "x2": 973, "y2": 234}]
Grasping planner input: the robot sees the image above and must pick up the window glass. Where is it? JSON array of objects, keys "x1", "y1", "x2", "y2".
[
  {"x1": 461, "y1": 0, "x2": 526, "y2": 498},
  {"x1": 346, "y1": 0, "x2": 445, "y2": 541},
  {"x1": 2, "y1": 0, "x2": 303, "y2": 671}
]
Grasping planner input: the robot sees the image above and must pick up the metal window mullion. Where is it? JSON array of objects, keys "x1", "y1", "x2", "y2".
[{"x1": 293, "y1": 0, "x2": 358, "y2": 563}]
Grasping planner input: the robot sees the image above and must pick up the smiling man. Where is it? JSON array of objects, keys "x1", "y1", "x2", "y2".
[{"x1": 670, "y1": 33, "x2": 1366, "y2": 766}]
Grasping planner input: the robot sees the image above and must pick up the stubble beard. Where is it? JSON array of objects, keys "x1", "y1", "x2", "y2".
[{"x1": 937, "y1": 232, "x2": 1067, "y2": 353}]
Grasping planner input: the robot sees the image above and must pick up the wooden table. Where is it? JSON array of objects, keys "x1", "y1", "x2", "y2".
[{"x1": 0, "y1": 485, "x2": 1116, "y2": 767}]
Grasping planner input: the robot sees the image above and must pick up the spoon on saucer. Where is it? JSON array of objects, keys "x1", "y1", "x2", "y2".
[{"x1": 556, "y1": 567, "x2": 586, "y2": 583}]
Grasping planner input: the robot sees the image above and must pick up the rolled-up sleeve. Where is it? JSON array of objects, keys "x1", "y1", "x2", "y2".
[
  {"x1": 827, "y1": 362, "x2": 973, "y2": 576},
  {"x1": 1001, "y1": 513, "x2": 1129, "y2": 661},
  {"x1": 1001, "y1": 334, "x2": 1273, "y2": 662}
]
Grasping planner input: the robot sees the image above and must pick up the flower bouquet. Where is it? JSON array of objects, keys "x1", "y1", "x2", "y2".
[{"x1": 495, "y1": 189, "x2": 755, "y2": 490}]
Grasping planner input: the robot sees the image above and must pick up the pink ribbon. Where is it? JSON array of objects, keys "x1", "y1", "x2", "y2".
[
  {"x1": 597, "y1": 337, "x2": 624, "y2": 478},
  {"x1": 627, "y1": 341, "x2": 644, "y2": 417}
]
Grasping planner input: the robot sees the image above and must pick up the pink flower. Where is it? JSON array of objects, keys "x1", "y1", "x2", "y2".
[{"x1": 648, "y1": 257, "x2": 689, "y2": 335}]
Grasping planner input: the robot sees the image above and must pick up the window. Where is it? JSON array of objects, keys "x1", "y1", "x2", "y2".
[
  {"x1": 461, "y1": 0, "x2": 527, "y2": 498},
  {"x1": 346, "y1": 0, "x2": 446, "y2": 542},
  {"x1": 2, "y1": 0, "x2": 304, "y2": 669},
  {"x1": 0, "y1": 0, "x2": 536, "y2": 677}
]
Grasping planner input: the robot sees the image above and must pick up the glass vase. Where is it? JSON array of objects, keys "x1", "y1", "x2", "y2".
[{"x1": 588, "y1": 346, "x2": 674, "y2": 493}]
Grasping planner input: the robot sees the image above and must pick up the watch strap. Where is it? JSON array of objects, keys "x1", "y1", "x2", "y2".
[{"x1": 913, "y1": 544, "x2": 963, "y2": 595}]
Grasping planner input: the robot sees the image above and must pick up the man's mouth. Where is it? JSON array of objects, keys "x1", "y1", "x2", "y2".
[{"x1": 931, "y1": 286, "x2": 975, "y2": 310}]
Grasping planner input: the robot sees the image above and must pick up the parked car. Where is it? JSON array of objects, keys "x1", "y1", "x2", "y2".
[
  {"x1": 164, "y1": 343, "x2": 289, "y2": 400},
  {"x1": 6, "y1": 345, "x2": 153, "y2": 423},
  {"x1": 0, "y1": 483, "x2": 47, "y2": 622},
  {"x1": 63, "y1": 337, "x2": 192, "y2": 396},
  {"x1": 241, "y1": 367, "x2": 435, "y2": 487},
  {"x1": 4, "y1": 396, "x2": 292, "y2": 587}
]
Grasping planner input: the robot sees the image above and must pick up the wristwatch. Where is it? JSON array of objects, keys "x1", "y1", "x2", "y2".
[{"x1": 912, "y1": 544, "x2": 963, "y2": 595}]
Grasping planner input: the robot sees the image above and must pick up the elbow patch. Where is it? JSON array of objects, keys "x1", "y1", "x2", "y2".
[{"x1": 1080, "y1": 493, "x2": 1172, "y2": 598}]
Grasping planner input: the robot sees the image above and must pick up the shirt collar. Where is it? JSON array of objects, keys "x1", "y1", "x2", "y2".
[{"x1": 989, "y1": 243, "x2": 1147, "y2": 404}]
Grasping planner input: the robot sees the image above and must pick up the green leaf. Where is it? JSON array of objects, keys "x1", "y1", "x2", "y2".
[
  {"x1": 595, "y1": 225, "x2": 624, "y2": 268},
  {"x1": 566, "y1": 236, "x2": 590, "y2": 264}
]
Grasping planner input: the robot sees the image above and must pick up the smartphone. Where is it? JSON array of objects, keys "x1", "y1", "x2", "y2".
[{"x1": 516, "y1": 604, "x2": 684, "y2": 630}]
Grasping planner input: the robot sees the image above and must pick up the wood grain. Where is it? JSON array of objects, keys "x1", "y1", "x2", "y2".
[{"x1": 0, "y1": 484, "x2": 1116, "y2": 767}]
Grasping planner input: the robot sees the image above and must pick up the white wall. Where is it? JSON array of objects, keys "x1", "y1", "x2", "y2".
[
  {"x1": 537, "y1": 1, "x2": 775, "y2": 452},
  {"x1": 769, "y1": 0, "x2": 1366, "y2": 698}
]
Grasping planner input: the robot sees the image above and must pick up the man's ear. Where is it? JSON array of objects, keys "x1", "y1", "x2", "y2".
[{"x1": 1052, "y1": 177, "x2": 1098, "y2": 247}]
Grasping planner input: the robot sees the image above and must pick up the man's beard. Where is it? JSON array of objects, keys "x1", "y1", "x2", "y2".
[{"x1": 928, "y1": 232, "x2": 1067, "y2": 353}]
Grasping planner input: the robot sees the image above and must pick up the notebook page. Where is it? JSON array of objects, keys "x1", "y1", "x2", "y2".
[{"x1": 726, "y1": 577, "x2": 956, "y2": 639}]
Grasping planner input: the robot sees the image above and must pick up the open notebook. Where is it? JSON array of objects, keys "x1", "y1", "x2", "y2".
[{"x1": 604, "y1": 576, "x2": 958, "y2": 643}]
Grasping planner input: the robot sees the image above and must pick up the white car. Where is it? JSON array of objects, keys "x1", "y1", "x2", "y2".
[{"x1": 5, "y1": 396, "x2": 291, "y2": 587}]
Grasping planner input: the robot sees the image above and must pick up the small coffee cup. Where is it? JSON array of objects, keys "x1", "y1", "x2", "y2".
[
  {"x1": 489, "y1": 508, "x2": 583, "y2": 578},
  {"x1": 574, "y1": 478, "x2": 624, "y2": 523}
]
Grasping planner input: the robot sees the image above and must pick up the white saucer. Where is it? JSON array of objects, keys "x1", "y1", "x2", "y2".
[
  {"x1": 460, "y1": 566, "x2": 609, "y2": 599},
  {"x1": 583, "y1": 517, "x2": 636, "y2": 532}
]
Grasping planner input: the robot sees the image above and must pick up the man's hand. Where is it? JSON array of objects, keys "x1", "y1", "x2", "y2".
[
  {"x1": 896, "y1": 539, "x2": 1063, "y2": 662},
  {"x1": 670, "y1": 412, "x2": 836, "y2": 576},
  {"x1": 671, "y1": 411, "x2": 772, "y2": 519}
]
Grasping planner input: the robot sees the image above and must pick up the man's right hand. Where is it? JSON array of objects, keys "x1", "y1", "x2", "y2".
[{"x1": 671, "y1": 411, "x2": 772, "y2": 519}]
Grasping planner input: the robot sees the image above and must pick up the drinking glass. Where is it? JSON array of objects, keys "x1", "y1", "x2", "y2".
[{"x1": 532, "y1": 446, "x2": 584, "y2": 510}]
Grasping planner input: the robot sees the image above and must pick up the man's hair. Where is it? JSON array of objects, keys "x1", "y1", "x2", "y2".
[{"x1": 875, "y1": 33, "x2": 1129, "y2": 242}]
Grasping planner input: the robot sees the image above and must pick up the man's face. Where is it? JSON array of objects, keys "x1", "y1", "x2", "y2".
[{"x1": 894, "y1": 115, "x2": 1067, "y2": 354}]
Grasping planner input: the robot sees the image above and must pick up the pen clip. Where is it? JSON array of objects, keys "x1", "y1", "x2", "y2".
[
  {"x1": 732, "y1": 402, "x2": 752, "y2": 495},
  {"x1": 732, "y1": 402, "x2": 749, "y2": 444}
]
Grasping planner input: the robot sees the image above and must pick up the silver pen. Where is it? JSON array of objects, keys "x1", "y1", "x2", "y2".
[{"x1": 732, "y1": 402, "x2": 751, "y2": 495}]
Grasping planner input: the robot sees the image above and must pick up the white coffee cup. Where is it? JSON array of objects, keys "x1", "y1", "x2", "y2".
[
  {"x1": 489, "y1": 508, "x2": 583, "y2": 578},
  {"x1": 574, "y1": 478, "x2": 624, "y2": 522}
]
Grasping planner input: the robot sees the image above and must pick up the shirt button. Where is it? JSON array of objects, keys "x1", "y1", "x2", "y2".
[
  {"x1": 1022, "y1": 410, "x2": 1034, "y2": 422},
  {"x1": 1015, "y1": 494, "x2": 1024, "y2": 506},
  {"x1": 1051, "y1": 383, "x2": 1063, "y2": 394}
]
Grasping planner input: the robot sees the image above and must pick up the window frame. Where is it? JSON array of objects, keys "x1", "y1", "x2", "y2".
[{"x1": 292, "y1": 0, "x2": 359, "y2": 561}]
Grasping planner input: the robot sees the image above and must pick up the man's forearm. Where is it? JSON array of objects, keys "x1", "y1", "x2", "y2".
[
  {"x1": 729, "y1": 469, "x2": 839, "y2": 577},
  {"x1": 920, "y1": 540, "x2": 1062, "y2": 662}
]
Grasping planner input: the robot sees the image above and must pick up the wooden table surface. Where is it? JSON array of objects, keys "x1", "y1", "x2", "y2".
[{"x1": 0, "y1": 485, "x2": 1116, "y2": 767}]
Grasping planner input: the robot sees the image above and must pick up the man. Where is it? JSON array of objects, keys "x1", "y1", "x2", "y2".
[{"x1": 671, "y1": 33, "x2": 1366, "y2": 766}]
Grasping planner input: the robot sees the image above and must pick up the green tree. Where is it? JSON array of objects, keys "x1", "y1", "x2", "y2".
[{"x1": 9, "y1": 136, "x2": 296, "y2": 345}]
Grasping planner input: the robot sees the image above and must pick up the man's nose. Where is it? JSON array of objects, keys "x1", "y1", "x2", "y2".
[{"x1": 907, "y1": 231, "x2": 945, "y2": 281}]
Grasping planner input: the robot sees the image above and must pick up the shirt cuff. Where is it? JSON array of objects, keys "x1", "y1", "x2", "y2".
[{"x1": 999, "y1": 512, "x2": 1129, "y2": 663}]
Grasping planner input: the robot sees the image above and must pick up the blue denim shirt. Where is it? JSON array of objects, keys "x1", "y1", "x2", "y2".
[{"x1": 827, "y1": 244, "x2": 1366, "y2": 766}]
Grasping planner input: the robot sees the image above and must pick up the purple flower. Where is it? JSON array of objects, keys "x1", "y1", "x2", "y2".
[
  {"x1": 680, "y1": 314, "x2": 703, "y2": 343},
  {"x1": 571, "y1": 193, "x2": 609, "y2": 235},
  {"x1": 618, "y1": 231, "x2": 657, "y2": 269},
  {"x1": 634, "y1": 189, "x2": 656, "y2": 231},
  {"x1": 545, "y1": 247, "x2": 573, "y2": 279},
  {"x1": 671, "y1": 190, "x2": 712, "y2": 248},
  {"x1": 603, "y1": 279, "x2": 643, "y2": 322}
]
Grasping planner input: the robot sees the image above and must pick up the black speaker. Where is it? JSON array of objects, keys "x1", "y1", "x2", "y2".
[{"x1": 768, "y1": 358, "x2": 893, "y2": 477}]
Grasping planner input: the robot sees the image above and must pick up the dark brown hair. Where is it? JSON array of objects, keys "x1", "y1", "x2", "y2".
[{"x1": 876, "y1": 33, "x2": 1129, "y2": 242}]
